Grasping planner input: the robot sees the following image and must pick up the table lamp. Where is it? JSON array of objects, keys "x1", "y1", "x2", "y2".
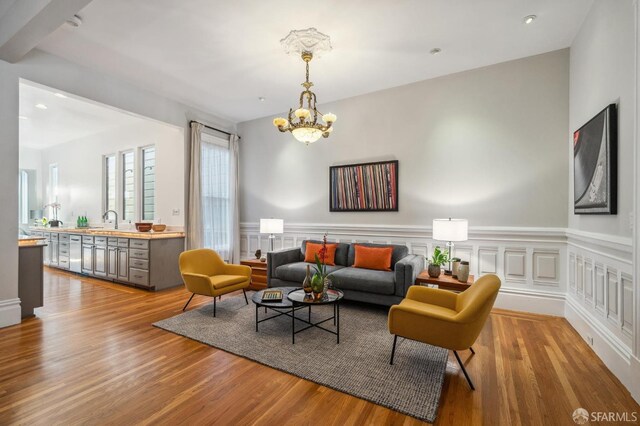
[
  {"x1": 432, "y1": 218, "x2": 468, "y2": 274},
  {"x1": 260, "y1": 218, "x2": 284, "y2": 252}
]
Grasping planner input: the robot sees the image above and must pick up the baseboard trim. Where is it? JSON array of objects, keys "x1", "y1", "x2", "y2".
[
  {"x1": 0, "y1": 298, "x2": 21, "y2": 328},
  {"x1": 494, "y1": 287, "x2": 565, "y2": 316},
  {"x1": 564, "y1": 295, "x2": 633, "y2": 391}
]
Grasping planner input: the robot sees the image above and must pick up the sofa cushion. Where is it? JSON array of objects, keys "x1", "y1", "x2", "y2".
[
  {"x1": 347, "y1": 242, "x2": 408, "y2": 267},
  {"x1": 304, "y1": 242, "x2": 338, "y2": 266},
  {"x1": 302, "y1": 240, "x2": 350, "y2": 266},
  {"x1": 353, "y1": 245, "x2": 393, "y2": 271},
  {"x1": 275, "y1": 262, "x2": 345, "y2": 284},
  {"x1": 329, "y1": 267, "x2": 395, "y2": 295}
]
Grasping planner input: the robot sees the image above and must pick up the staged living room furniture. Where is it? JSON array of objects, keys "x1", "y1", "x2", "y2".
[
  {"x1": 179, "y1": 249, "x2": 252, "y2": 316},
  {"x1": 388, "y1": 274, "x2": 501, "y2": 390},
  {"x1": 251, "y1": 286, "x2": 343, "y2": 344},
  {"x1": 415, "y1": 270, "x2": 475, "y2": 292},
  {"x1": 267, "y1": 240, "x2": 425, "y2": 306},
  {"x1": 241, "y1": 258, "x2": 268, "y2": 290}
]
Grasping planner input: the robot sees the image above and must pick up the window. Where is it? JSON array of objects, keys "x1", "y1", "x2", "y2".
[
  {"x1": 18, "y1": 170, "x2": 29, "y2": 224},
  {"x1": 201, "y1": 133, "x2": 230, "y2": 259},
  {"x1": 48, "y1": 164, "x2": 59, "y2": 203},
  {"x1": 104, "y1": 155, "x2": 116, "y2": 212},
  {"x1": 141, "y1": 147, "x2": 155, "y2": 220},
  {"x1": 122, "y1": 151, "x2": 135, "y2": 221}
]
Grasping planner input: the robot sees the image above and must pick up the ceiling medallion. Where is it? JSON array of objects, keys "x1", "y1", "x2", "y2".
[{"x1": 273, "y1": 28, "x2": 337, "y2": 145}]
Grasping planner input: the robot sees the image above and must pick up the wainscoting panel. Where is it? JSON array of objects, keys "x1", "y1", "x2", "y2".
[
  {"x1": 565, "y1": 230, "x2": 634, "y2": 375},
  {"x1": 240, "y1": 223, "x2": 567, "y2": 315}
]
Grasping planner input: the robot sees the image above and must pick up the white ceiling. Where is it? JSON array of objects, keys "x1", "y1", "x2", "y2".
[
  {"x1": 37, "y1": 0, "x2": 593, "y2": 123},
  {"x1": 19, "y1": 81, "x2": 150, "y2": 149}
]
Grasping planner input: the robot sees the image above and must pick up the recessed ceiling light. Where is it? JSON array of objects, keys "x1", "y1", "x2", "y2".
[
  {"x1": 258, "y1": 97, "x2": 266, "y2": 102},
  {"x1": 19, "y1": 115, "x2": 28, "y2": 120},
  {"x1": 430, "y1": 48, "x2": 442, "y2": 55},
  {"x1": 66, "y1": 14, "x2": 83, "y2": 28},
  {"x1": 523, "y1": 15, "x2": 537, "y2": 24},
  {"x1": 35, "y1": 104, "x2": 47, "y2": 110},
  {"x1": 54, "y1": 93, "x2": 68, "y2": 98}
]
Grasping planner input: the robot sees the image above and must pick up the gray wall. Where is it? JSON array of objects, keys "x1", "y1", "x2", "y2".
[
  {"x1": 569, "y1": 0, "x2": 635, "y2": 237},
  {"x1": 238, "y1": 49, "x2": 570, "y2": 228},
  {"x1": 0, "y1": 48, "x2": 235, "y2": 327}
]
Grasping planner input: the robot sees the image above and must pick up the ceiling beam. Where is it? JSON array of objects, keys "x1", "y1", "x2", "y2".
[{"x1": 0, "y1": 0, "x2": 93, "y2": 63}]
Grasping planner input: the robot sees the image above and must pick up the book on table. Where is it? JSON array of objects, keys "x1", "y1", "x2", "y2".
[{"x1": 261, "y1": 289, "x2": 283, "y2": 302}]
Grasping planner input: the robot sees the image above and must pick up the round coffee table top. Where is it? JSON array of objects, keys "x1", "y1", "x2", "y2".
[
  {"x1": 251, "y1": 286, "x2": 298, "y2": 308},
  {"x1": 287, "y1": 288, "x2": 344, "y2": 305}
]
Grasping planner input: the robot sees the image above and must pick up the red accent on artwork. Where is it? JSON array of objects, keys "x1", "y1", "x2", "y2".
[{"x1": 573, "y1": 130, "x2": 580, "y2": 146}]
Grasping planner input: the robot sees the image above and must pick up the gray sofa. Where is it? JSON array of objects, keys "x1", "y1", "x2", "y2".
[{"x1": 267, "y1": 240, "x2": 425, "y2": 306}]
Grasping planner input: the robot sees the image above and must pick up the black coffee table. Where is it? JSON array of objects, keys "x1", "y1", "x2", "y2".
[{"x1": 252, "y1": 287, "x2": 344, "y2": 344}]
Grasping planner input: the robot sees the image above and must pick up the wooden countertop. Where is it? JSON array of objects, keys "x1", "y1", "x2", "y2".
[
  {"x1": 29, "y1": 227, "x2": 185, "y2": 240},
  {"x1": 19, "y1": 237, "x2": 47, "y2": 247}
]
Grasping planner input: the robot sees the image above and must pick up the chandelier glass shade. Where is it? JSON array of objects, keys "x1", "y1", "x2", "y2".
[{"x1": 273, "y1": 28, "x2": 337, "y2": 145}]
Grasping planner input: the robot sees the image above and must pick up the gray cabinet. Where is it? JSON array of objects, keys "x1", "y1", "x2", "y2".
[
  {"x1": 107, "y1": 246, "x2": 119, "y2": 279},
  {"x1": 43, "y1": 233, "x2": 51, "y2": 266},
  {"x1": 33, "y1": 230, "x2": 184, "y2": 291},
  {"x1": 82, "y1": 244, "x2": 93, "y2": 274},
  {"x1": 117, "y1": 248, "x2": 129, "y2": 281}
]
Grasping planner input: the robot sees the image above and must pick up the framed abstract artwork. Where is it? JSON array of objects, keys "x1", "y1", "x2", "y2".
[
  {"x1": 573, "y1": 104, "x2": 617, "y2": 214},
  {"x1": 329, "y1": 160, "x2": 398, "y2": 212}
]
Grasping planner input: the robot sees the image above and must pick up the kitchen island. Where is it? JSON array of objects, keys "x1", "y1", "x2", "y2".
[
  {"x1": 30, "y1": 228, "x2": 185, "y2": 291},
  {"x1": 19, "y1": 237, "x2": 46, "y2": 318}
]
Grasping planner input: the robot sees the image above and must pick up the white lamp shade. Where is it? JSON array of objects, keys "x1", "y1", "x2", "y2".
[
  {"x1": 260, "y1": 218, "x2": 284, "y2": 234},
  {"x1": 432, "y1": 218, "x2": 468, "y2": 242}
]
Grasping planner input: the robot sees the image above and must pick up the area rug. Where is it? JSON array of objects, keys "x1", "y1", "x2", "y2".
[{"x1": 153, "y1": 293, "x2": 448, "y2": 422}]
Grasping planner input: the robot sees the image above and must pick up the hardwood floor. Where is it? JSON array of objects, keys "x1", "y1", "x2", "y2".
[{"x1": 0, "y1": 268, "x2": 638, "y2": 425}]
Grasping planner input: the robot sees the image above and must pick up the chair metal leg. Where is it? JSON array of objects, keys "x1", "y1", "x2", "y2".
[
  {"x1": 182, "y1": 293, "x2": 195, "y2": 311},
  {"x1": 390, "y1": 335, "x2": 398, "y2": 365},
  {"x1": 469, "y1": 346, "x2": 475, "y2": 354},
  {"x1": 242, "y1": 288, "x2": 248, "y2": 304},
  {"x1": 453, "y1": 350, "x2": 475, "y2": 390},
  {"x1": 213, "y1": 296, "x2": 216, "y2": 317}
]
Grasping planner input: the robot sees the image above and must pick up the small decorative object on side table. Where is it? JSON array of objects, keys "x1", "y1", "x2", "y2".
[
  {"x1": 241, "y1": 258, "x2": 268, "y2": 290},
  {"x1": 415, "y1": 270, "x2": 475, "y2": 292}
]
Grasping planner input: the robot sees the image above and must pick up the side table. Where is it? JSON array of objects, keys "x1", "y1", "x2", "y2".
[
  {"x1": 415, "y1": 271, "x2": 475, "y2": 292},
  {"x1": 241, "y1": 258, "x2": 268, "y2": 290}
]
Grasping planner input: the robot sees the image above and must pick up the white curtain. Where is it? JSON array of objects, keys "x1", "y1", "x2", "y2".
[
  {"x1": 229, "y1": 134, "x2": 240, "y2": 263},
  {"x1": 187, "y1": 122, "x2": 203, "y2": 250}
]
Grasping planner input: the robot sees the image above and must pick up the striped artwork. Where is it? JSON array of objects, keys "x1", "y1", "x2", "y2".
[{"x1": 330, "y1": 160, "x2": 398, "y2": 212}]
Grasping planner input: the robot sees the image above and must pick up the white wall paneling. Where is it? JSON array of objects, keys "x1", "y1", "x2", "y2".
[
  {"x1": 565, "y1": 230, "x2": 634, "y2": 391},
  {"x1": 241, "y1": 223, "x2": 567, "y2": 315}
]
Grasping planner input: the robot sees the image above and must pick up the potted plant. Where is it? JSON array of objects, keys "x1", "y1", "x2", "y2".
[
  {"x1": 428, "y1": 246, "x2": 449, "y2": 278},
  {"x1": 311, "y1": 233, "x2": 332, "y2": 300}
]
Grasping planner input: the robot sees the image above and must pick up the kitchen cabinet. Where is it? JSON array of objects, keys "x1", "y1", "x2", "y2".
[
  {"x1": 43, "y1": 233, "x2": 51, "y2": 266},
  {"x1": 30, "y1": 229, "x2": 184, "y2": 291}
]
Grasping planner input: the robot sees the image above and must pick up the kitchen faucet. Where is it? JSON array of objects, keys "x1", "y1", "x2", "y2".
[{"x1": 102, "y1": 210, "x2": 119, "y2": 229}]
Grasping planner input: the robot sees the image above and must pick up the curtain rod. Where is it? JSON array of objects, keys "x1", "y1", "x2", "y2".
[{"x1": 189, "y1": 120, "x2": 240, "y2": 139}]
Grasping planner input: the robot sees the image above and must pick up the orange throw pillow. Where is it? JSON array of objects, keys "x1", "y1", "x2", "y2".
[
  {"x1": 304, "y1": 242, "x2": 337, "y2": 266},
  {"x1": 353, "y1": 245, "x2": 393, "y2": 271}
]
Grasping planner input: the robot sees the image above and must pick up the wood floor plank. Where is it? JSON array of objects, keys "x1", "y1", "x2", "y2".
[{"x1": 0, "y1": 268, "x2": 637, "y2": 425}]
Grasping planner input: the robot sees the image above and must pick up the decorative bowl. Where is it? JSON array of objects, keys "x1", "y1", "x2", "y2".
[
  {"x1": 135, "y1": 222, "x2": 153, "y2": 232},
  {"x1": 152, "y1": 224, "x2": 167, "y2": 232}
]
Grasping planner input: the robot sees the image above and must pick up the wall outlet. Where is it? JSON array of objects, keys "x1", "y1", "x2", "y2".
[
  {"x1": 172, "y1": 208, "x2": 180, "y2": 216},
  {"x1": 586, "y1": 335, "x2": 594, "y2": 346}
]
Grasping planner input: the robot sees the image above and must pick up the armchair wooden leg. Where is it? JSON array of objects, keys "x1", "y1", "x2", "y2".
[
  {"x1": 453, "y1": 351, "x2": 475, "y2": 390},
  {"x1": 469, "y1": 346, "x2": 475, "y2": 354},
  {"x1": 242, "y1": 289, "x2": 248, "y2": 305},
  {"x1": 182, "y1": 293, "x2": 195, "y2": 311},
  {"x1": 390, "y1": 335, "x2": 398, "y2": 365}
]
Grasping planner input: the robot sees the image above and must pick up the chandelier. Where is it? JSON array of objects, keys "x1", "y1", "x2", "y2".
[{"x1": 273, "y1": 28, "x2": 337, "y2": 145}]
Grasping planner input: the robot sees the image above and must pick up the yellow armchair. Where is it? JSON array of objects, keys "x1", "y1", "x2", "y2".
[
  {"x1": 179, "y1": 249, "x2": 252, "y2": 317},
  {"x1": 388, "y1": 274, "x2": 501, "y2": 390}
]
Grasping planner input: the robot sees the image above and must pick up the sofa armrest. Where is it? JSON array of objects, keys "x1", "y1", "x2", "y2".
[
  {"x1": 267, "y1": 247, "x2": 302, "y2": 285},
  {"x1": 394, "y1": 254, "x2": 425, "y2": 297}
]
